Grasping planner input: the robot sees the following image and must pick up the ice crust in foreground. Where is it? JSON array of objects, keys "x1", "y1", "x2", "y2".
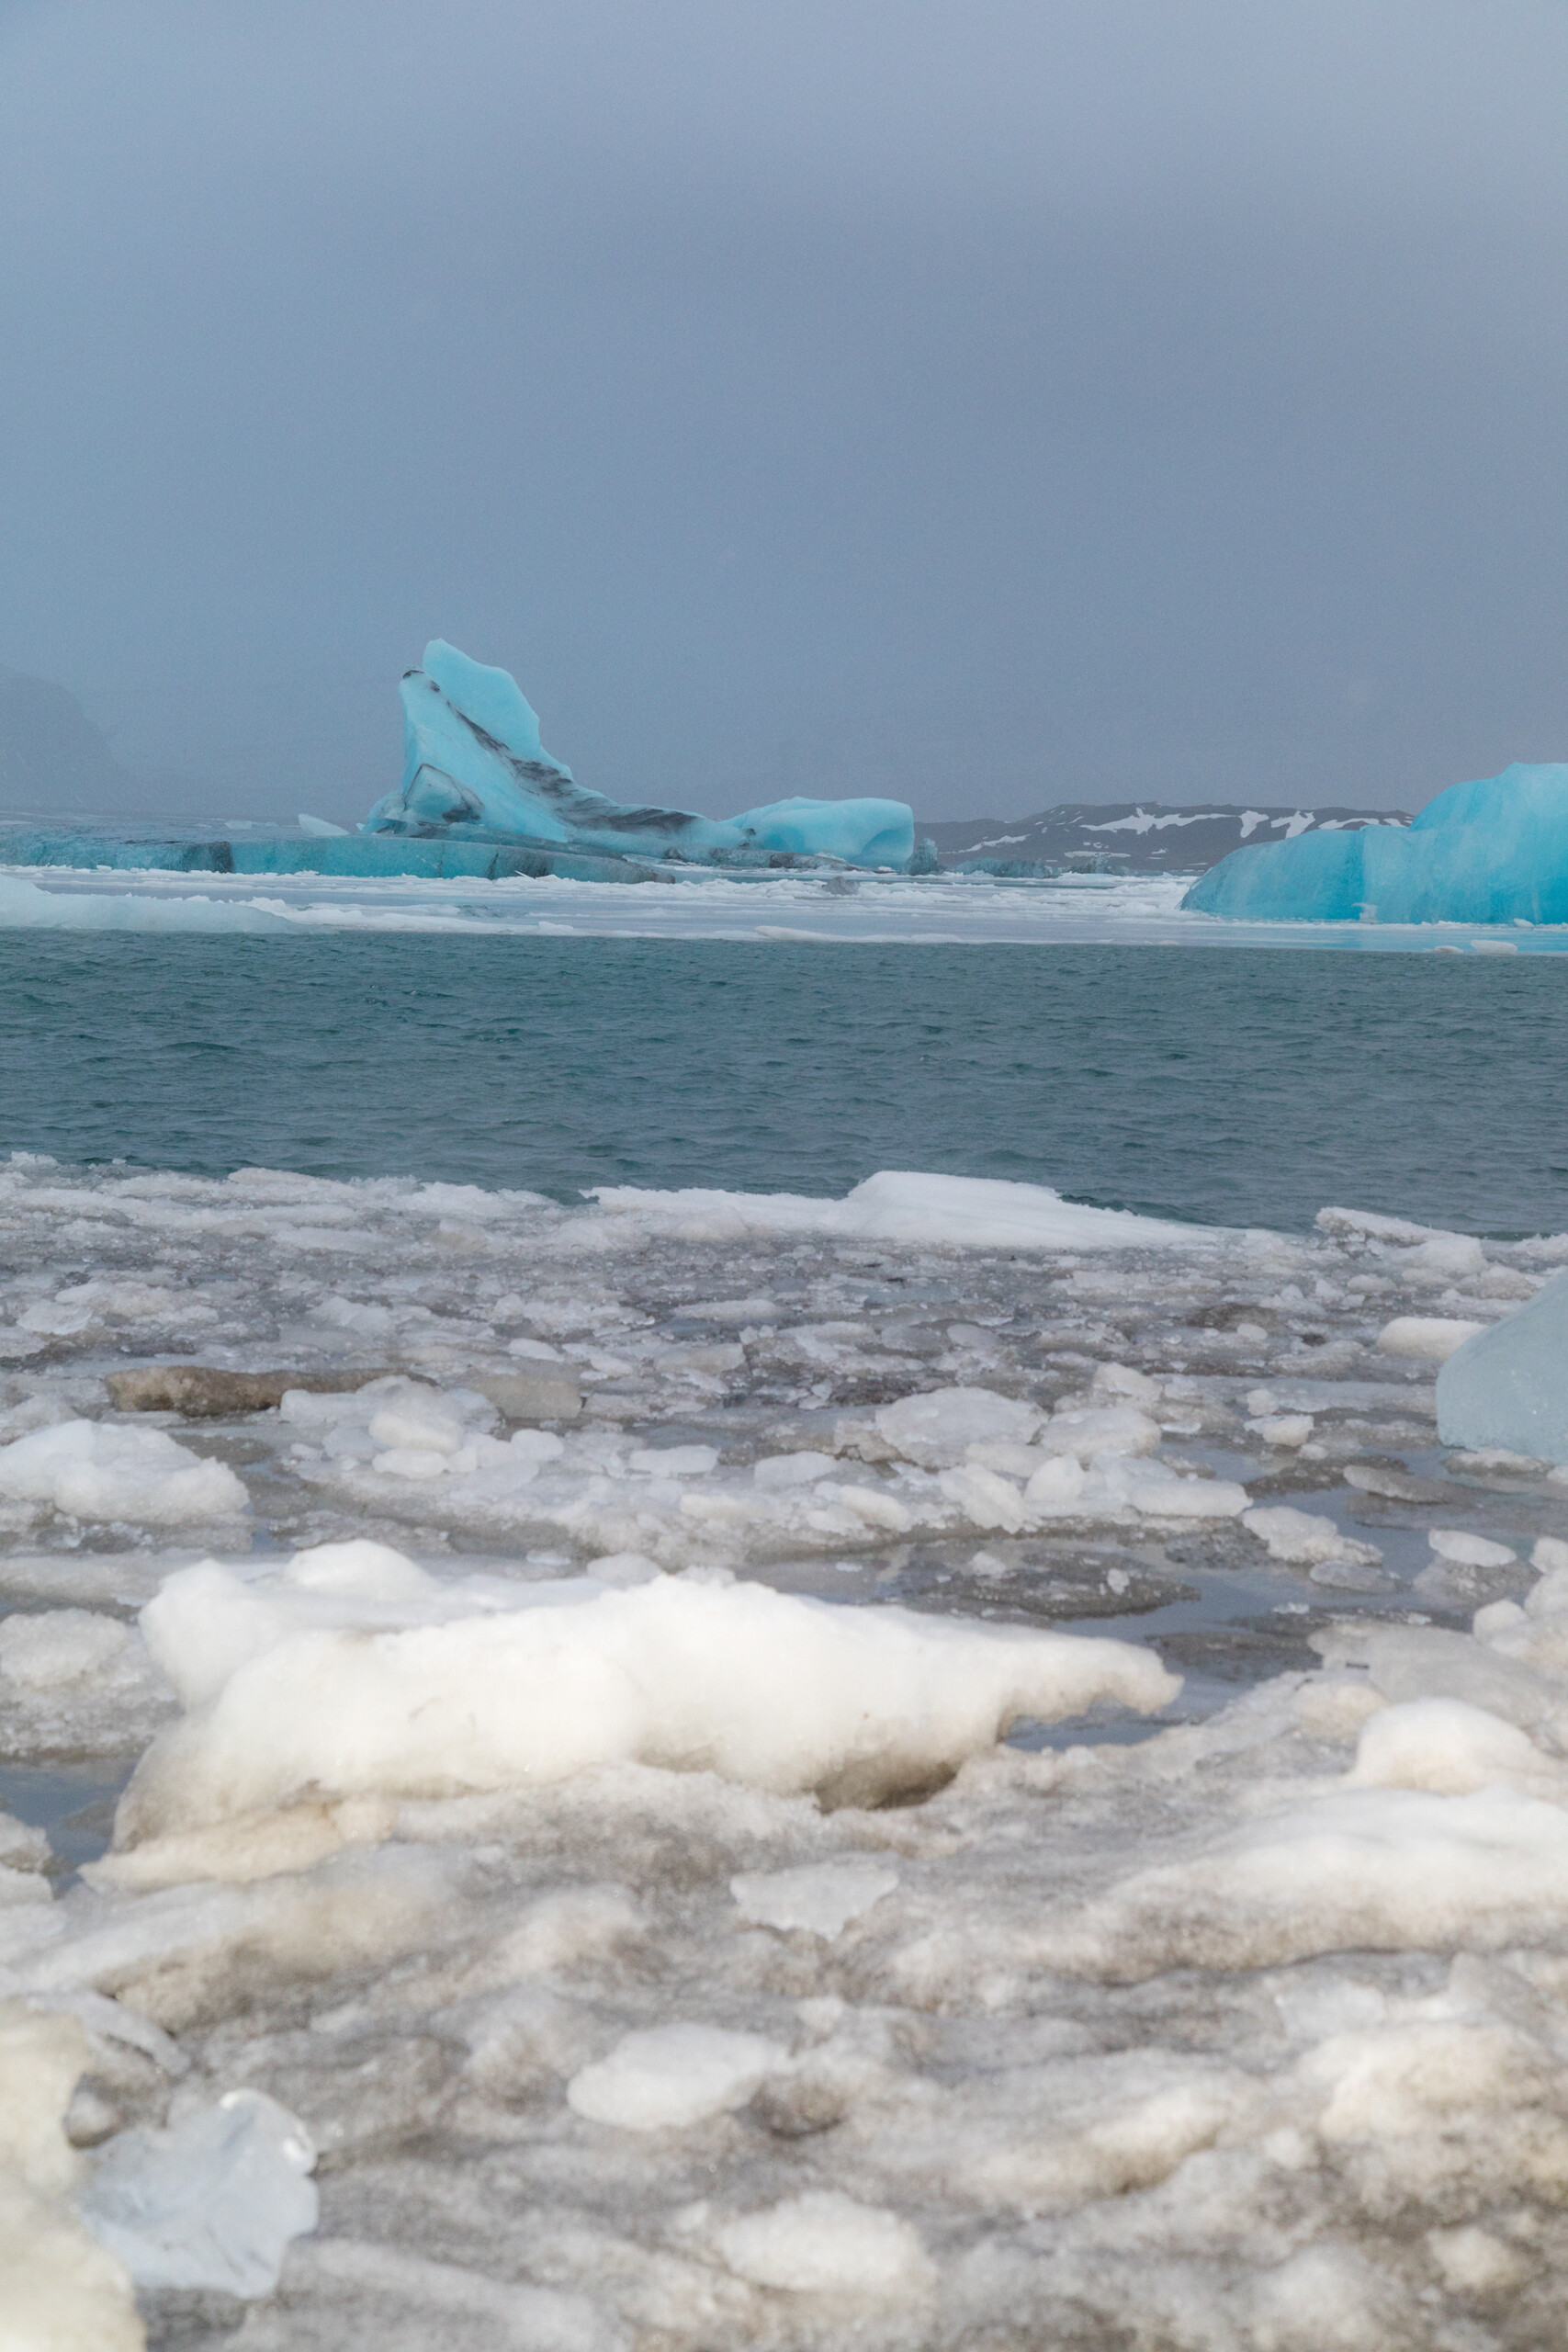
[
  {"x1": 6, "y1": 1159, "x2": 1568, "y2": 2345},
  {"x1": 1186, "y1": 759, "x2": 1568, "y2": 924},
  {"x1": 364, "y1": 639, "x2": 916, "y2": 871}
]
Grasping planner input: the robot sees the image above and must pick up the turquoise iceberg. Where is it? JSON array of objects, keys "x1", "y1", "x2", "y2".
[
  {"x1": 1437, "y1": 1272, "x2": 1568, "y2": 1464},
  {"x1": 364, "y1": 640, "x2": 915, "y2": 870},
  {"x1": 1182, "y1": 763, "x2": 1568, "y2": 925}
]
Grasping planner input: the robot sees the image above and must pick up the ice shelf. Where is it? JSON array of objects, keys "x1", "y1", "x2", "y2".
[
  {"x1": 1183, "y1": 761, "x2": 1568, "y2": 923},
  {"x1": 364, "y1": 639, "x2": 915, "y2": 870}
]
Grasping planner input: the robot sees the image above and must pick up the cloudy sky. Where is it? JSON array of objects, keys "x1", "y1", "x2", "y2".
[{"x1": 2, "y1": 0, "x2": 1564, "y2": 820}]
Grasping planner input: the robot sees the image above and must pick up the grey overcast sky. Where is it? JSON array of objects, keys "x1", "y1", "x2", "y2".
[{"x1": 2, "y1": 0, "x2": 1565, "y2": 821}]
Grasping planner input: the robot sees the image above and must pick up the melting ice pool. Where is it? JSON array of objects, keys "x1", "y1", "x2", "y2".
[{"x1": 6, "y1": 1158, "x2": 1568, "y2": 2345}]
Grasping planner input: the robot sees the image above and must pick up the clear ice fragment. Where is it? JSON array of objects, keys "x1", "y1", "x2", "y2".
[{"x1": 76, "y1": 2089, "x2": 318, "y2": 2297}]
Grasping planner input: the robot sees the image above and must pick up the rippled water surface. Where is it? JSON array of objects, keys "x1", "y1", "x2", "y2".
[{"x1": 3, "y1": 932, "x2": 1566, "y2": 1233}]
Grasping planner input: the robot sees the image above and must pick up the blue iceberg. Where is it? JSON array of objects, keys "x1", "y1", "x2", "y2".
[
  {"x1": 0, "y1": 819, "x2": 657, "y2": 885},
  {"x1": 1437, "y1": 1272, "x2": 1568, "y2": 1464},
  {"x1": 363, "y1": 640, "x2": 915, "y2": 871},
  {"x1": 1182, "y1": 763, "x2": 1568, "y2": 925}
]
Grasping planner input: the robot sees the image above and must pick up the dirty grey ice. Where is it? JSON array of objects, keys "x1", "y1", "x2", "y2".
[{"x1": 5, "y1": 1160, "x2": 1568, "y2": 2350}]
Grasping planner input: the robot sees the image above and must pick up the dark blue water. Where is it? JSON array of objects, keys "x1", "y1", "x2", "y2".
[{"x1": 2, "y1": 933, "x2": 1564, "y2": 1236}]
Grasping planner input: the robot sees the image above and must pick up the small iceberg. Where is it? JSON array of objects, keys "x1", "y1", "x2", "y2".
[
  {"x1": 365, "y1": 639, "x2": 915, "y2": 870},
  {"x1": 1182, "y1": 763, "x2": 1568, "y2": 924}
]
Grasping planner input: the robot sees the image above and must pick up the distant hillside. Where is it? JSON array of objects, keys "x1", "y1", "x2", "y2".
[
  {"x1": 0, "y1": 670, "x2": 134, "y2": 812},
  {"x1": 916, "y1": 801, "x2": 1412, "y2": 875}
]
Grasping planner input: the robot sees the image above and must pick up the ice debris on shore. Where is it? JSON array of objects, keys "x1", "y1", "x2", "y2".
[
  {"x1": 363, "y1": 639, "x2": 916, "y2": 871},
  {"x1": 7, "y1": 1158, "x2": 1568, "y2": 2343},
  {"x1": 113, "y1": 1551, "x2": 1177, "y2": 1850},
  {"x1": 11, "y1": 1539, "x2": 1568, "y2": 2346},
  {"x1": 1185, "y1": 759, "x2": 1568, "y2": 924}
]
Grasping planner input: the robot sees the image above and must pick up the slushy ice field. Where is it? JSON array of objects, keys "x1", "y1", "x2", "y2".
[{"x1": 6, "y1": 929, "x2": 1568, "y2": 2350}]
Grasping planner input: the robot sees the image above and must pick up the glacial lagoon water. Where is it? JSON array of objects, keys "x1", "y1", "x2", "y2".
[{"x1": 2, "y1": 929, "x2": 1566, "y2": 1236}]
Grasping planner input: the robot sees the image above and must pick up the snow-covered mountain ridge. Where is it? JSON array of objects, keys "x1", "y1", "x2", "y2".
[{"x1": 919, "y1": 800, "x2": 1411, "y2": 873}]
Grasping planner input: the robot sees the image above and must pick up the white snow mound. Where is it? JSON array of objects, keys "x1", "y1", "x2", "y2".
[
  {"x1": 592, "y1": 1170, "x2": 1218, "y2": 1251},
  {"x1": 118, "y1": 1547, "x2": 1179, "y2": 1840},
  {"x1": 0, "y1": 1419, "x2": 247, "y2": 1525}
]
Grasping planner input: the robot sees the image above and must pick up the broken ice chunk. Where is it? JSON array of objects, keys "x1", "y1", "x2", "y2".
[
  {"x1": 1035, "y1": 1406, "x2": 1162, "y2": 1464},
  {"x1": 286, "y1": 1540, "x2": 441, "y2": 1600},
  {"x1": 1243, "y1": 1507, "x2": 1382, "y2": 1568},
  {"x1": 1247, "y1": 1413, "x2": 1315, "y2": 1448},
  {"x1": 939, "y1": 1464, "x2": 1030, "y2": 1532},
  {"x1": 1379, "y1": 1317, "x2": 1485, "y2": 1363},
  {"x1": 874, "y1": 1388, "x2": 1041, "y2": 1469},
  {"x1": 566, "y1": 2025, "x2": 787, "y2": 2130},
  {"x1": 0, "y1": 2007, "x2": 143, "y2": 2349},
  {"x1": 629, "y1": 1444, "x2": 717, "y2": 1477},
  {"x1": 77, "y1": 2090, "x2": 317, "y2": 2297},
  {"x1": 1428, "y1": 1530, "x2": 1517, "y2": 1568},
  {"x1": 815, "y1": 1481, "x2": 914, "y2": 1532},
  {"x1": 0, "y1": 1419, "x2": 247, "y2": 1525},
  {"x1": 1348, "y1": 1698, "x2": 1557, "y2": 1797},
  {"x1": 0, "y1": 1610, "x2": 174, "y2": 1754},
  {"x1": 752, "y1": 1451, "x2": 835, "y2": 1489},
  {"x1": 118, "y1": 1559, "x2": 1180, "y2": 1834},
  {"x1": 1024, "y1": 1454, "x2": 1087, "y2": 1509},
  {"x1": 1096, "y1": 1459, "x2": 1248, "y2": 1519},
  {"x1": 711, "y1": 2191, "x2": 936, "y2": 2299},
  {"x1": 730, "y1": 1860, "x2": 897, "y2": 1939},
  {"x1": 367, "y1": 1403, "x2": 466, "y2": 1454}
]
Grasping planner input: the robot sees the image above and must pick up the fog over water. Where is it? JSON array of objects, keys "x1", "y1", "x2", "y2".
[{"x1": 2, "y1": 1, "x2": 1566, "y2": 821}]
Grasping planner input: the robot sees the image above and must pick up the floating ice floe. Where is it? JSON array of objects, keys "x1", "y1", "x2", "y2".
[{"x1": 1185, "y1": 759, "x2": 1568, "y2": 922}]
